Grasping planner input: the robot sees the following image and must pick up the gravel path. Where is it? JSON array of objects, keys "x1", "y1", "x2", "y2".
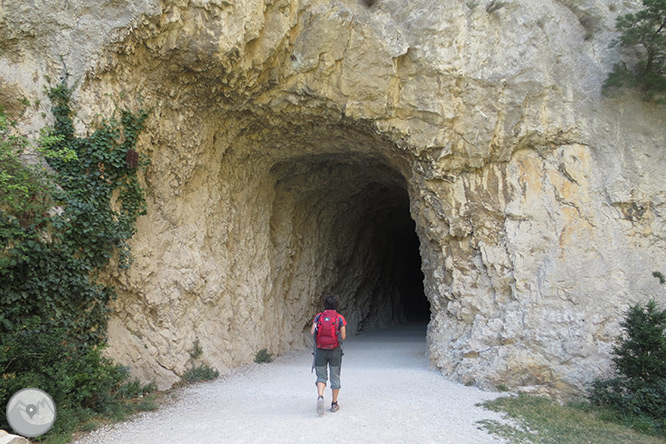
[{"x1": 74, "y1": 324, "x2": 508, "y2": 444}]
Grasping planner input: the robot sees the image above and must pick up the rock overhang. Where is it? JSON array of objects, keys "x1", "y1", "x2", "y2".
[{"x1": 1, "y1": 0, "x2": 665, "y2": 397}]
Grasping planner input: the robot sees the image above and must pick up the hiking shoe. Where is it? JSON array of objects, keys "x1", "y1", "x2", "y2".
[
  {"x1": 330, "y1": 401, "x2": 340, "y2": 413},
  {"x1": 316, "y1": 396, "x2": 325, "y2": 416}
]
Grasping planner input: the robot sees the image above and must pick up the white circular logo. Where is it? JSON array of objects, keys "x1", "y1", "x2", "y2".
[{"x1": 6, "y1": 388, "x2": 57, "y2": 437}]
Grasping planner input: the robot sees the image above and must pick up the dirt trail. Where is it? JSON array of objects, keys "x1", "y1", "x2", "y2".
[{"x1": 74, "y1": 324, "x2": 507, "y2": 444}]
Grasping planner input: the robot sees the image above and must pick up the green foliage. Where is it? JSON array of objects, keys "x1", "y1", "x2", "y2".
[
  {"x1": 0, "y1": 108, "x2": 59, "y2": 231},
  {"x1": 605, "y1": 0, "x2": 666, "y2": 102},
  {"x1": 0, "y1": 78, "x2": 151, "y2": 439},
  {"x1": 189, "y1": 338, "x2": 203, "y2": 360},
  {"x1": 481, "y1": 393, "x2": 666, "y2": 444},
  {"x1": 0, "y1": 318, "x2": 158, "y2": 437},
  {"x1": 0, "y1": 319, "x2": 113, "y2": 402},
  {"x1": 589, "y1": 300, "x2": 666, "y2": 436},
  {"x1": 613, "y1": 301, "x2": 666, "y2": 382},
  {"x1": 1, "y1": 78, "x2": 150, "y2": 342},
  {"x1": 254, "y1": 348, "x2": 274, "y2": 364},
  {"x1": 181, "y1": 339, "x2": 219, "y2": 383},
  {"x1": 181, "y1": 364, "x2": 220, "y2": 383}
]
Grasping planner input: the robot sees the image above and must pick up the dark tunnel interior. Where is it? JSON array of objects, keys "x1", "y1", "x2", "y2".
[
  {"x1": 358, "y1": 192, "x2": 429, "y2": 327},
  {"x1": 269, "y1": 149, "x2": 430, "y2": 336}
]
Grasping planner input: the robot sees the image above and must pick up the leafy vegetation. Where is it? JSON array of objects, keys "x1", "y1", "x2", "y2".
[
  {"x1": 589, "y1": 300, "x2": 666, "y2": 436},
  {"x1": 480, "y1": 393, "x2": 666, "y2": 444},
  {"x1": 605, "y1": 0, "x2": 666, "y2": 102},
  {"x1": 0, "y1": 77, "x2": 152, "y2": 440},
  {"x1": 180, "y1": 338, "x2": 219, "y2": 383},
  {"x1": 482, "y1": 298, "x2": 666, "y2": 442},
  {"x1": 254, "y1": 348, "x2": 274, "y2": 364},
  {"x1": 181, "y1": 364, "x2": 220, "y2": 383}
]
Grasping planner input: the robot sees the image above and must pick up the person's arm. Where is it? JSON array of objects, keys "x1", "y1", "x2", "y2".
[
  {"x1": 340, "y1": 325, "x2": 346, "y2": 341},
  {"x1": 310, "y1": 322, "x2": 317, "y2": 336}
]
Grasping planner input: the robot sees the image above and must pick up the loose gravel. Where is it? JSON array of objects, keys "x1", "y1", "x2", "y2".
[{"x1": 73, "y1": 324, "x2": 507, "y2": 444}]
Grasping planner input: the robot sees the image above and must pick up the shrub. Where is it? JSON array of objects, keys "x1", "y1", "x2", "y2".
[
  {"x1": 189, "y1": 338, "x2": 203, "y2": 360},
  {"x1": 0, "y1": 317, "x2": 129, "y2": 433},
  {"x1": 604, "y1": 0, "x2": 666, "y2": 102},
  {"x1": 0, "y1": 78, "x2": 151, "y2": 438},
  {"x1": 181, "y1": 364, "x2": 220, "y2": 383},
  {"x1": 613, "y1": 301, "x2": 666, "y2": 382},
  {"x1": 254, "y1": 348, "x2": 274, "y2": 364},
  {"x1": 589, "y1": 300, "x2": 666, "y2": 435}
]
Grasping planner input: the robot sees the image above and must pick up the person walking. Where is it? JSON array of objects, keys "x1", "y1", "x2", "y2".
[{"x1": 310, "y1": 293, "x2": 347, "y2": 416}]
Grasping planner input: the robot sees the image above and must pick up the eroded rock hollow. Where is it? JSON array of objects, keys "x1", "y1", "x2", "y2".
[{"x1": 1, "y1": 0, "x2": 665, "y2": 396}]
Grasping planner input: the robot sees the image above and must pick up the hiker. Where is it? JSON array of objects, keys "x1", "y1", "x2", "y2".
[{"x1": 310, "y1": 293, "x2": 347, "y2": 416}]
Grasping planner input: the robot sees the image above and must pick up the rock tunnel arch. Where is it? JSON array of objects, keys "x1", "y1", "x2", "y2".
[
  {"x1": 220, "y1": 119, "x2": 433, "y2": 353},
  {"x1": 106, "y1": 113, "x2": 435, "y2": 388},
  {"x1": 85, "y1": 0, "x2": 665, "y2": 397}
]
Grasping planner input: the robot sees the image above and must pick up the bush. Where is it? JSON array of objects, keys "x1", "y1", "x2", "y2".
[
  {"x1": 589, "y1": 300, "x2": 666, "y2": 435},
  {"x1": 0, "y1": 78, "x2": 151, "y2": 439},
  {"x1": 181, "y1": 364, "x2": 219, "y2": 383},
  {"x1": 604, "y1": 0, "x2": 666, "y2": 102},
  {"x1": 254, "y1": 348, "x2": 274, "y2": 364},
  {"x1": 612, "y1": 300, "x2": 666, "y2": 383},
  {"x1": 0, "y1": 317, "x2": 129, "y2": 433}
]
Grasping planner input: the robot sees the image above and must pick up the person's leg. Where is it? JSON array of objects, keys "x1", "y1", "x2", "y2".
[
  {"x1": 314, "y1": 349, "x2": 330, "y2": 416},
  {"x1": 314, "y1": 349, "x2": 329, "y2": 392},
  {"x1": 329, "y1": 348, "x2": 342, "y2": 411}
]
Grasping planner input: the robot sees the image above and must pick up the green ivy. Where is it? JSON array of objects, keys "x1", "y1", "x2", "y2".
[{"x1": 0, "y1": 77, "x2": 151, "y2": 437}]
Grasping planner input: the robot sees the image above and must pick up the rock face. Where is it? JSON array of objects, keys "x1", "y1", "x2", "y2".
[
  {"x1": 1, "y1": 0, "x2": 664, "y2": 395},
  {"x1": 0, "y1": 430, "x2": 29, "y2": 444}
]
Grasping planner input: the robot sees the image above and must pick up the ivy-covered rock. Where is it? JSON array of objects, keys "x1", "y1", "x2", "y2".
[{"x1": 0, "y1": 78, "x2": 150, "y2": 436}]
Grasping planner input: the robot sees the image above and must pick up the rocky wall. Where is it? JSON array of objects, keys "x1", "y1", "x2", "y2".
[{"x1": 1, "y1": 0, "x2": 665, "y2": 395}]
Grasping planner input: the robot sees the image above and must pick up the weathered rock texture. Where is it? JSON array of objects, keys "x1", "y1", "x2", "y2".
[{"x1": 1, "y1": 0, "x2": 664, "y2": 396}]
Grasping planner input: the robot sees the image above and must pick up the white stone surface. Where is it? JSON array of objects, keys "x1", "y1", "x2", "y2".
[{"x1": 0, "y1": 430, "x2": 28, "y2": 444}]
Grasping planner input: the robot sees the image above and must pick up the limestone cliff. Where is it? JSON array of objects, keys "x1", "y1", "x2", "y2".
[{"x1": 1, "y1": 0, "x2": 664, "y2": 396}]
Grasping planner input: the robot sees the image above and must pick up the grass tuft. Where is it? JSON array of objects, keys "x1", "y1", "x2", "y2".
[
  {"x1": 181, "y1": 364, "x2": 220, "y2": 383},
  {"x1": 254, "y1": 348, "x2": 274, "y2": 364},
  {"x1": 480, "y1": 393, "x2": 666, "y2": 444}
]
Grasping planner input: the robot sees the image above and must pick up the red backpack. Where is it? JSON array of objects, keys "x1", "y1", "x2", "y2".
[{"x1": 315, "y1": 310, "x2": 342, "y2": 349}]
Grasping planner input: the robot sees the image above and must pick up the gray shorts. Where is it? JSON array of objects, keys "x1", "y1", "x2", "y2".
[{"x1": 314, "y1": 347, "x2": 342, "y2": 390}]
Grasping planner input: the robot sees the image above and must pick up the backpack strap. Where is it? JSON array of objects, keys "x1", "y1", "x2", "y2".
[
  {"x1": 312, "y1": 312, "x2": 321, "y2": 373},
  {"x1": 335, "y1": 313, "x2": 343, "y2": 350}
]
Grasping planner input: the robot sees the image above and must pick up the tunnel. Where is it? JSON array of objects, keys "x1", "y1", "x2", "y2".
[
  {"x1": 263, "y1": 146, "x2": 430, "y2": 345},
  {"x1": 98, "y1": 78, "x2": 438, "y2": 384},
  {"x1": 103, "y1": 108, "x2": 436, "y2": 386}
]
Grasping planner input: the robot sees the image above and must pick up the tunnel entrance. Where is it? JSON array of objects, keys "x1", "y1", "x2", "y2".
[
  {"x1": 354, "y1": 188, "x2": 429, "y2": 328},
  {"x1": 389, "y1": 220, "x2": 429, "y2": 323},
  {"x1": 268, "y1": 151, "x2": 430, "y2": 337}
]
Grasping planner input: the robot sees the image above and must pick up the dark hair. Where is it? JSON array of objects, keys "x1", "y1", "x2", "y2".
[{"x1": 324, "y1": 293, "x2": 340, "y2": 311}]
